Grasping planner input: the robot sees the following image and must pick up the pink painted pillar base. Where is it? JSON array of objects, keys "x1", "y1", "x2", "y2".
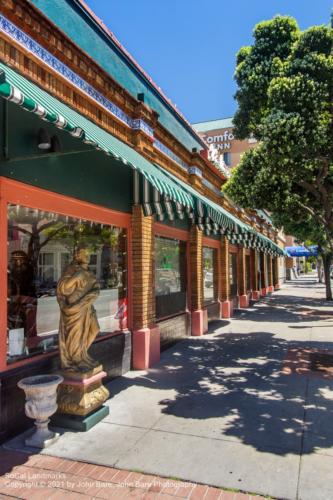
[
  {"x1": 191, "y1": 309, "x2": 208, "y2": 336},
  {"x1": 251, "y1": 290, "x2": 260, "y2": 301},
  {"x1": 261, "y1": 287, "x2": 267, "y2": 297},
  {"x1": 132, "y1": 325, "x2": 160, "y2": 370},
  {"x1": 267, "y1": 285, "x2": 275, "y2": 293},
  {"x1": 274, "y1": 284, "x2": 281, "y2": 290},
  {"x1": 221, "y1": 300, "x2": 232, "y2": 319},
  {"x1": 239, "y1": 294, "x2": 250, "y2": 308}
]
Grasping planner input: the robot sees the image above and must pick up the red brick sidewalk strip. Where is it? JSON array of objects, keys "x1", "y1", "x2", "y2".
[
  {"x1": 0, "y1": 448, "x2": 269, "y2": 499},
  {"x1": 282, "y1": 347, "x2": 333, "y2": 379}
]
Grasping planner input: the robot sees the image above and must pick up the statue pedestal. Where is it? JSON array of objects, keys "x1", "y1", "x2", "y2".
[{"x1": 52, "y1": 365, "x2": 109, "y2": 431}]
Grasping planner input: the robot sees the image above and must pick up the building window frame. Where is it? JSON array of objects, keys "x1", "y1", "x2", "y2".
[
  {"x1": 245, "y1": 250, "x2": 251, "y2": 293},
  {"x1": 0, "y1": 177, "x2": 131, "y2": 371},
  {"x1": 223, "y1": 152, "x2": 232, "y2": 167},
  {"x1": 202, "y1": 237, "x2": 220, "y2": 306},
  {"x1": 154, "y1": 223, "x2": 189, "y2": 321},
  {"x1": 229, "y1": 245, "x2": 238, "y2": 299}
]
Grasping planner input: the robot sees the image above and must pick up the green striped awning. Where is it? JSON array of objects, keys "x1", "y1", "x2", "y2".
[
  {"x1": 155, "y1": 166, "x2": 250, "y2": 233},
  {"x1": 228, "y1": 229, "x2": 284, "y2": 256},
  {"x1": 0, "y1": 63, "x2": 284, "y2": 257},
  {"x1": 0, "y1": 62, "x2": 193, "y2": 211},
  {"x1": 154, "y1": 167, "x2": 284, "y2": 257}
]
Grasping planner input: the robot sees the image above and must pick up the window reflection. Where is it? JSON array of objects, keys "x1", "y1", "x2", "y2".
[
  {"x1": 7, "y1": 204, "x2": 127, "y2": 360},
  {"x1": 203, "y1": 247, "x2": 217, "y2": 303},
  {"x1": 246, "y1": 254, "x2": 251, "y2": 292},
  {"x1": 155, "y1": 236, "x2": 187, "y2": 318},
  {"x1": 229, "y1": 252, "x2": 238, "y2": 298}
]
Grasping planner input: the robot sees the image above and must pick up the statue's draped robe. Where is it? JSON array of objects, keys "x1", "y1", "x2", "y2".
[{"x1": 57, "y1": 263, "x2": 100, "y2": 369}]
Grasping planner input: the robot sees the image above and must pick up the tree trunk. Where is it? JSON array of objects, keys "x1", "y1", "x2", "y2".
[{"x1": 322, "y1": 253, "x2": 332, "y2": 300}]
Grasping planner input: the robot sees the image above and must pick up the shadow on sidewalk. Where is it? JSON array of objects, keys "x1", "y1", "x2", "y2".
[
  {"x1": 0, "y1": 448, "x2": 29, "y2": 474},
  {"x1": 109, "y1": 330, "x2": 333, "y2": 456},
  {"x1": 108, "y1": 278, "x2": 333, "y2": 458},
  {"x1": 234, "y1": 291, "x2": 333, "y2": 324}
]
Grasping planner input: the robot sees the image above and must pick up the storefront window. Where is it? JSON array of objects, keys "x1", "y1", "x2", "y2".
[
  {"x1": 7, "y1": 204, "x2": 127, "y2": 362},
  {"x1": 155, "y1": 236, "x2": 186, "y2": 318},
  {"x1": 223, "y1": 152, "x2": 232, "y2": 166},
  {"x1": 257, "y1": 253, "x2": 261, "y2": 289},
  {"x1": 229, "y1": 252, "x2": 238, "y2": 297},
  {"x1": 259, "y1": 253, "x2": 265, "y2": 288},
  {"x1": 203, "y1": 247, "x2": 217, "y2": 303},
  {"x1": 266, "y1": 254, "x2": 270, "y2": 287},
  {"x1": 273, "y1": 257, "x2": 278, "y2": 285},
  {"x1": 246, "y1": 254, "x2": 251, "y2": 292}
]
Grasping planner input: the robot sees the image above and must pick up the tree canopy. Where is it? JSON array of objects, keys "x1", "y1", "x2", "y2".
[{"x1": 224, "y1": 15, "x2": 333, "y2": 297}]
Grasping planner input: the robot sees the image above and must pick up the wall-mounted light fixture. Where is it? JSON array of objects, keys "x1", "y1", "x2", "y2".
[
  {"x1": 37, "y1": 128, "x2": 51, "y2": 150},
  {"x1": 51, "y1": 135, "x2": 61, "y2": 153}
]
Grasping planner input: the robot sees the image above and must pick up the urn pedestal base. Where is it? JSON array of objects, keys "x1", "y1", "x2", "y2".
[
  {"x1": 52, "y1": 405, "x2": 109, "y2": 432},
  {"x1": 25, "y1": 420, "x2": 60, "y2": 448},
  {"x1": 54, "y1": 365, "x2": 109, "y2": 431}
]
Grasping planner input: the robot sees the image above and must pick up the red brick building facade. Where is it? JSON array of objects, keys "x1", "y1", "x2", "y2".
[{"x1": 0, "y1": 0, "x2": 284, "y2": 441}]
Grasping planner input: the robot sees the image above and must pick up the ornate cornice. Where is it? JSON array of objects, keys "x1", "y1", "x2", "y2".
[{"x1": 0, "y1": 14, "x2": 154, "y2": 138}]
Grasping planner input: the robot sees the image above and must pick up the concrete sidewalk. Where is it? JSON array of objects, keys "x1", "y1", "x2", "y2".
[{"x1": 5, "y1": 277, "x2": 333, "y2": 500}]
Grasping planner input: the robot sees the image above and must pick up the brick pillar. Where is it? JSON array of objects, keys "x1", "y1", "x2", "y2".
[
  {"x1": 250, "y1": 249, "x2": 260, "y2": 300},
  {"x1": 261, "y1": 253, "x2": 268, "y2": 296},
  {"x1": 131, "y1": 205, "x2": 160, "y2": 369},
  {"x1": 190, "y1": 226, "x2": 207, "y2": 335},
  {"x1": 220, "y1": 236, "x2": 232, "y2": 318},
  {"x1": 238, "y1": 247, "x2": 249, "y2": 308},
  {"x1": 274, "y1": 257, "x2": 281, "y2": 289}
]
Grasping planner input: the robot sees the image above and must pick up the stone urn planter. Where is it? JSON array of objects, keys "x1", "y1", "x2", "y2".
[{"x1": 18, "y1": 374, "x2": 63, "y2": 448}]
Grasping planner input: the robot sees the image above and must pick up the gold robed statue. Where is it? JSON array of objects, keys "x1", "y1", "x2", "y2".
[{"x1": 57, "y1": 247, "x2": 100, "y2": 372}]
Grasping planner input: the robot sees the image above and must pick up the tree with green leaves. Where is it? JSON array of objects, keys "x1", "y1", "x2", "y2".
[{"x1": 225, "y1": 15, "x2": 333, "y2": 299}]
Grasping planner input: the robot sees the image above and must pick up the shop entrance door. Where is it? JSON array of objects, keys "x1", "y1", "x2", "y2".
[{"x1": 273, "y1": 257, "x2": 278, "y2": 287}]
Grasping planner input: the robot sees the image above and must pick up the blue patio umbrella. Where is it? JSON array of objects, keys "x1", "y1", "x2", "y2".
[{"x1": 285, "y1": 246, "x2": 318, "y2": 257}]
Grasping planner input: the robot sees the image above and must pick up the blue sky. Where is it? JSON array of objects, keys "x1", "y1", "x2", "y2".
[{"x1": 85, "y1": 0, "x2": 332, "y2": 124}]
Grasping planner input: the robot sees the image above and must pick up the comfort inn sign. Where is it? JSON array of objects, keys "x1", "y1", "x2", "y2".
[{"x1": 204, "y1": 129, "x2": 234, "y2": 150}]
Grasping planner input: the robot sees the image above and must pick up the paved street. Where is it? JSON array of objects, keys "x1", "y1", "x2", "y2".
[{"x1": 5, "y1": 276, "x2": 333, "y2": 500}]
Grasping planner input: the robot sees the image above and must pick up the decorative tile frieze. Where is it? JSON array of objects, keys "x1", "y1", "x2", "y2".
[
  {"x1": 0, "y1": 14, "x2": 155, "y2": 138},
  {"x1": 153, "y1": 139, "x2": 188, "y2": 171},
  {"x1": 202, "y1": 178, "x2": 222, "y2": 196},
  {"x1": 188, "y1": 166, "x2": 203, "y2": 178},
  {"x1": 132, "y1": 118, "x2": 154, "y2": 139}
]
